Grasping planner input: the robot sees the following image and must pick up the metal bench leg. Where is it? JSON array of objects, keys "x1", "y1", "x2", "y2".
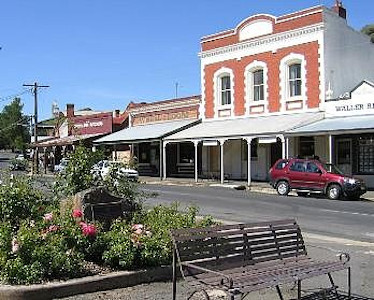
[
  {"x1": 172, "y1": 249, "x2": 177, "y2": 300},
  {"x1": 276, "y1": 285, "x2": 284, "y2": 300},
  {"x1": 328, "y1": 273, "x2": 339, "y2": 298},
  {"x1": 298, "y1": 280, "x2": 301, "y2": 300},
  {"x1": 348, "y1": 267, "x2": 351, "y2": 299}
]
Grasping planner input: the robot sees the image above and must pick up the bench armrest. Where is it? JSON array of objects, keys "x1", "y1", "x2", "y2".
[
  {"x1": 305, "y1": 244, "x2": 350, "y2": 264},
  {"x1": 181, "y1": 262, "x2": 233, "y2": 288}
]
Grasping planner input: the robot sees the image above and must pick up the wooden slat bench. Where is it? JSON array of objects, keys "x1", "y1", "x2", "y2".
[{"x1": 171, "y1": 219, "x2": 351, "y2": 300}]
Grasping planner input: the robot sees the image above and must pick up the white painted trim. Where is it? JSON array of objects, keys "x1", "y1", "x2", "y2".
[
  {"x1": 279, "y1": 53, "x2": 307, "y2": 112},
  {"x1": 203, "y1": 107, "x2": 322, "y2": 122},
  {"x1": 244, "y1": 60, "x2": 269, "y2": 115},
  {"x1": 199, "y1": 24, "x2": 324, "y2": 62},
  {"x1": 213, "y1": 67, "x2": 235, "y2": 118}
]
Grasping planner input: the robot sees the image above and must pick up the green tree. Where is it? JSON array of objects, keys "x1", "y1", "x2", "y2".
[
  {"x1": 361, "y1": 24, "x2": 374, "y2": 43},
  {"x1": 54, "y1": 145, "x2": 105, "y2": 196},
  {"x1": 0, "y1": 98, "x2": 30, "y2": 151}
]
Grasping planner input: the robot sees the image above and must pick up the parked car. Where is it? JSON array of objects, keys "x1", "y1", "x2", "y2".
[
  {"x1": 91, "y1": 160, "x2": 139, "y2": 182},
  {"x1": 54, "y1": 158, "x2": 70, "y2": 173},
  {"x1": 269, "y1": 158, "x2": 366, "y2": 200},
  {"x1": 9, "y1": 155, "x2": 28, "y2": 171}
]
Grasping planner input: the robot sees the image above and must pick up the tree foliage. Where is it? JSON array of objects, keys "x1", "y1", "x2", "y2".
[
  {"x1": 361, "y1": 24, "x2": 374, "y2": 43},
  {"x1": 0, "y1": 98, "x2": 30, "y2": 151}
]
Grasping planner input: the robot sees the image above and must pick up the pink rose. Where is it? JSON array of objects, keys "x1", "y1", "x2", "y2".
[
  {"x1": 47, "y1": 225, "x2": 59, "y2": 233},
  {"x1": 81, "y1": 223, "x2": 97, "y2": 237},
  {"x1": 43, "y1": 212, "x2": 53, "y2": 222},
  {"x1": 72, "y1": 209, "x2": 83, "y2": 218}
]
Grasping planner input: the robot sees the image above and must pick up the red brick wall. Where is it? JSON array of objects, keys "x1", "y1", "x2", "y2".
[
  {"x1": 201, "y1": 8, "x2": 323, "y2": 51},
  {"x1": 203, "y1": 41, "x2": 320, "y2": 119}
]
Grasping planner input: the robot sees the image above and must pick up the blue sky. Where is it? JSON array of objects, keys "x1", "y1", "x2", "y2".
[{"x1": 0, "y1": 0, "x2": 373, "y2": 120}]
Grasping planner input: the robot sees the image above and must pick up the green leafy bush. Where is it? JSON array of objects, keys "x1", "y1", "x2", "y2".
[
  {"x1": 102, "y1": 221, "x2": 135, "y2": 269},
  {"x1": 54, "y1": 145, "x2": 105, "y2": 196},
  {"x1": 0, "y1": 176, "x2": 48, "y2": 230},
  {"x1": 102, "y1": 203, "x2": 218, "y2": 269}
]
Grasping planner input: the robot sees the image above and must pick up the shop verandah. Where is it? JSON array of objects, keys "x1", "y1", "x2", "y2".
[{"x1": 162, "y1": 112, "x2": 323, "y2": 184}]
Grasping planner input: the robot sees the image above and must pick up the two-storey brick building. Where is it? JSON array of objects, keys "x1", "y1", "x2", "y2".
[{"x1": 164, "y1": 2, "x2": 374, "y2": 184}]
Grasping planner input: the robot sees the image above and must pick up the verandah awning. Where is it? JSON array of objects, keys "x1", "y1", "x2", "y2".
[
  {"x1": 93, "y1": 119, "x2": 200, "y2": 145},
  {"x1": 163, "y1": 112, "x2": 324, "y2": 142},
  {"x1": 32, "y1": 133, "x2": 105, "y2": 148},
  {"x1": 286, "y1": 114, "x2": 374, "y2": 136}
]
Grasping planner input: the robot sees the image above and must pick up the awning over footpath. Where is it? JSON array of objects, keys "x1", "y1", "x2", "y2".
[
  {"x1": 32, "y1": 133, "x2": 105, "y2": 148},
  {"x1": 286, "y1": 114, "x2": 374, "y2": 136},
  {"x1": 164, "y1": 112, "x2": 323, "y2": 142},
  {"x1": 94, "y1": 119, "x2": 200, "y2": 145}
]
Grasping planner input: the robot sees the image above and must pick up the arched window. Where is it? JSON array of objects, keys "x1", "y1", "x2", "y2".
[
  {"x1": 220, "y1": 75, "x2": 231, "y2": 105},
  {"x1": 253, "y1": 69, "x2": 264, "y2": 101},
  {"x1": 289, "y1": 63, "x2": 302, "y2": 97},
  {"x1": 280, "y1": 53, "x2": 306, "y2": 111},
  {"x1": 244, "y1": 61, "x2": 268, "y2": 114},
  {"x1": 214, "y1": 68, "x2": 234, "y2": 118}
]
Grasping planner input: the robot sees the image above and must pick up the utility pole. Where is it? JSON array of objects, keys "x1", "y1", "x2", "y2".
[{"x1": 23, "y1": 82, "x2": 49, "y2": 174}]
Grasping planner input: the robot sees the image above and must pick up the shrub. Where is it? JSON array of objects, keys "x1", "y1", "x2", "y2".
[
  {"x1": 54, "y1": 145, "x2": 105, "y2": 196},
  {"x1": 102, "y1": 203, "x2": 218, "y2": 269},
  {"x1": 0, "y1": 176, "x2": 48, "y2": 230},
  {"x1": 102, "y1": 221, "x2": 135, "y2": 269}
]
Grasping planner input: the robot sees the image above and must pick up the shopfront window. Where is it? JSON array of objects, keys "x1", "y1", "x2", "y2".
[
  {"x1": 358, "y1": 136, "x2": 374, "y2": 173},
  {"x1": 179, "y1": 142, "x2": 194, "y2": 164},
  {"x1": 336, "y1": 139, "x2": 351, "y2": 165},
  {"x1": 299, "y1": 136, "x2": 314, "y2": 158}
]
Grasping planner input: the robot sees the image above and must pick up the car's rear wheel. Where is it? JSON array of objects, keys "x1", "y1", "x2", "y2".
[
  {"x1": 327, "y1": 184, "x2": 341, "y2": 200},
  {"x1": 276, "y1": 180, "x2": 290, "y2": 196}
]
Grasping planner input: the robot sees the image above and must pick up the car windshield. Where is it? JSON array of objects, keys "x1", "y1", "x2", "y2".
[{"x1": 322, "y1": 163, "x2": 343, "y2": 175}]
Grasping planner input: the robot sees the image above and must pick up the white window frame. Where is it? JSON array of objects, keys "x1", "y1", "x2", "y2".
[
  {"x1": 244, "y1": 61, "x2": 268, "y2": 114},
  {"x1": 213, "y1": 67, "x2": 234, "y2": 118},
  {"x1": 279, "y1": 53, "x2": 307, "y2": 111}
]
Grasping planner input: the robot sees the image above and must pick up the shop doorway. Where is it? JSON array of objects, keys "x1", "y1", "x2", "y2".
[{"x1": 336, "y1": 139, "x2": 352, "y2": 175}]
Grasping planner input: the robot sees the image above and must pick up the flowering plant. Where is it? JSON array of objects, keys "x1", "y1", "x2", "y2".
[
  {"x1": 43, "y1": 212, "x2": 53, "y2": 222},
  {"x1": 80, "y1": 222, "x2": 97, "y2": 237}
]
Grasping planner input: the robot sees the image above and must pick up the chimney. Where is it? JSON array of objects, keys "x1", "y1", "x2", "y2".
[
  {"x1": 332, "y1": 0, "x2": 347, "y2": 19},
  {"x1": 66, "y1": 104, "x2": 75, "y2": 118}
]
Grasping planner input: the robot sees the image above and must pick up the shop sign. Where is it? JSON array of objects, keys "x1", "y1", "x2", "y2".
[
  {"x1": 132, "y1": 109, "x2": 198, "y2": 126},
  {"x1": 73, "y1": 114, "x2": 113, "y2": 135},
  {"x1": 325, "y1": 98, "x2": 374, "y2": 117}
]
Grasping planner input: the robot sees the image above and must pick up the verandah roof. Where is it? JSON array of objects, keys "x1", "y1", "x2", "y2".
[
  {"x1": 164, "y1": 112, "x2": 324, "y2": 142},
  {"x1": 286, "y1": 114, "x2": 374, "y2": 136},
  {"x1": 93, "y1": 119, "x2": 200, "y2": 145}
]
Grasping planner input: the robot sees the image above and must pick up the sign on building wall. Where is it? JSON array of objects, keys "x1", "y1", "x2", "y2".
[
  {"x1": 132, "y1": 108, "x2": 198, "y2": 126},
  {"x1": 325, "y1": 82, "x2": 374, "y2": 118},
  {"x1": 73, "y1": 113, "x2": 113, "y2": 135}
]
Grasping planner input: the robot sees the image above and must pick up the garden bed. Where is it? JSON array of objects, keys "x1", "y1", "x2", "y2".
[{"x1": 0, "y1": 266, "x2": 171, "y2": 300}]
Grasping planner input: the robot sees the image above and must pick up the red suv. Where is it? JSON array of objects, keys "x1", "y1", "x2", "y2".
[{"x1": 269, "y1": 158, "x2": 366, "y2": 200}]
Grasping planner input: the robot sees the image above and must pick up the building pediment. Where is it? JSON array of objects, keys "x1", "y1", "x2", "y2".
[{"x1": 237, "y1": 15, "x2": 275, "y2": 41}]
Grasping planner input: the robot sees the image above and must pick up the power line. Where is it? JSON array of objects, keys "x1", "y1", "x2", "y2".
[
  {"x1": 0, "y1": 88, "x2": 32, "y2": 104},
  {"x1": 0, "y1": 116, "x2": 29, "y2": 133}
]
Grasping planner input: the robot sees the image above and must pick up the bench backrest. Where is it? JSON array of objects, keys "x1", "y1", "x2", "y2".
[{"x1": 171, "y1": 219, "x2": 307, "y2": 271}]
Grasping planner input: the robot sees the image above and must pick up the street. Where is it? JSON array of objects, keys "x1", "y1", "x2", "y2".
[{"x1": 142, "y1": 184, "x2": 374, "y2": 244}]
